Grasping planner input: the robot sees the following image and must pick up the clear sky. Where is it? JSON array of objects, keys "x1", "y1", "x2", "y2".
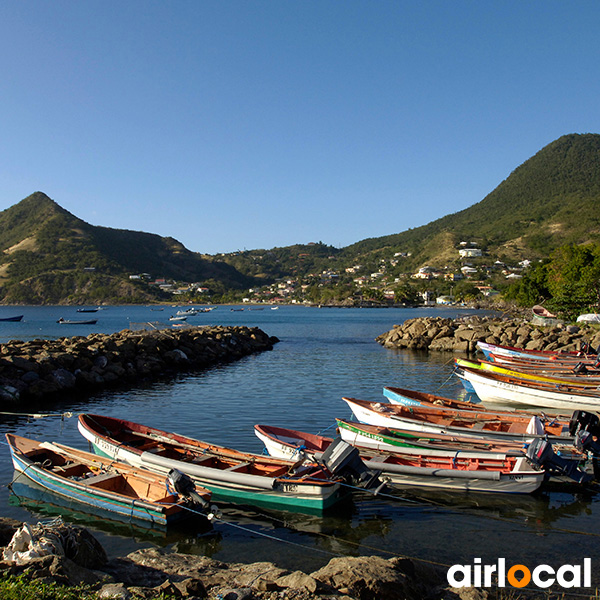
[{"x1": 1, "y1": 2, "x2": 599, "y2": 255}]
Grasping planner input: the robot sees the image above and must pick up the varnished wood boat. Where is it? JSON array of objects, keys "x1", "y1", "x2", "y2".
[
  {"x1": 6, "y1": 434, "x2": 211, "y2": 526},
  {"x1": 342, "y1": 397, "x2": 571, "y2": 442}
]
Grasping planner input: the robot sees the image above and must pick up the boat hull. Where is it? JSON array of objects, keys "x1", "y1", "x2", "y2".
[
  {"x1": 457, "y1": 366, "x2": 600, "y2": 411},
  {"x1": 7, "y1": 436, "x2": 188, "y2": 526},
  {"x1": 78, "y1": 416, "x2": 345, "y2": 513}
]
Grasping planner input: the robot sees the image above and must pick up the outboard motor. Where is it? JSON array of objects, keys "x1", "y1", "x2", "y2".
[
  {"x1": 318, "y1": 438, "x2": 383, "y2": 492},
  {"x1": 569, "y1": 410, "x2": 600, "y2": 438},
  {"x1": 526, "y1": 438, "x2": 591, "y2": 484},
  {"x1": 575, "y1": 431, "x2": 600, "y2": 480},
  {"x1": 167, "y1": 468, "x2": 210, "y2": 510}
]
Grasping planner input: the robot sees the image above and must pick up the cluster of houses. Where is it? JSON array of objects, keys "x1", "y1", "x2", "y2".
[{"x1": 127, "y1": 242, "x2": 533, "y2": 306}]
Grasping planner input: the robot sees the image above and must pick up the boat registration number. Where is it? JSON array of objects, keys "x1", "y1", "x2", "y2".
[{"x1": 281, "y1": 483, "x2": 299, "y2": 493}]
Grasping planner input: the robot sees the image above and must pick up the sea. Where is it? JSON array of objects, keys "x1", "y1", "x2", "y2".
[{"x1": 0, "y1": 304, "x2": 599, "y2": 592}]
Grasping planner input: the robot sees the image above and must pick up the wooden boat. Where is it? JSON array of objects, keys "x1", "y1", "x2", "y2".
[
  {"x1": 6, "y1": 434, "x2": 212, "y2": 526},
  {"x1": 254, "y1": 424, "x2": 545, "y2": 494},
  {"x1": 384, "y1": 386, "x2": 486, "y2": 410},
  {"x1": 456, "y1": 365, "x2": 600, "y2": 412},
  {"x1": 477, "y1": 341, "x2": 596, "y2": 363},
  {"x1": 383, "y1": 385, "x2": 568, "y2": 420},
  {"x1": 455, "y1": 358, "x2": 600, "y2": 388},
  {"x1": 57, "y1": 318, "x2": 98, "y2": 325},
  {"x1": 78, "y1": 414, "x2": 348, "y2": 513},
  {"x1": 342, "y1": 397, "x2": 571, "y2": 442},
  {"x1": 0, "y1": 315, "x2": 23, "y2": 322}
]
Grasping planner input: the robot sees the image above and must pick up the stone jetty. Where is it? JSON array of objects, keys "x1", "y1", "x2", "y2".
[
  {"x1": 0, "y1": 325, "x2": 279, "y2": 406},
  {"x1": 376, "y1": 315, "x2": 600, "y2": 355},
  {"x1": 0, "y1": 517, "x2": 485, "y2": 600}
]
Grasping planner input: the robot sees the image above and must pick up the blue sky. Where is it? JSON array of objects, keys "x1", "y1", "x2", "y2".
[{"x1": 1, "y1": 2, "x2": 599, "y2": 254}]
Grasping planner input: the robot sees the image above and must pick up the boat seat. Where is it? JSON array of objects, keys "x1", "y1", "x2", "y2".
[
  {"x1": 84, "y1": 472, "x2": 120, "y2": 486},
  {"x1": 225, "y1": 462, "x2": 250, "y2": 471}
]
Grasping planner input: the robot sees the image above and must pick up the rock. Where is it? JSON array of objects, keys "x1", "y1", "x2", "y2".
[
  {"x1": 276, "y1": 570, "x2": 319, "y2": 593},
  {"x1": 0, "y1": 517, "x2": 21, "y2": 547},
  {"x1": 99, "y1": 583, "x2": 132, "y2": 599}
]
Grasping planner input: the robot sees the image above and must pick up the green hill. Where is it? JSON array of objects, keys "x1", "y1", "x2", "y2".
[
  {"x1": 338, "y1": 133, "x2": 600, "y2": 268},
  {"x1": 2, "y1": 133, "x2": 599, "y2": 305},
  {"x1": 0, "y1": 192, "x2": 254, "y2": 304}
]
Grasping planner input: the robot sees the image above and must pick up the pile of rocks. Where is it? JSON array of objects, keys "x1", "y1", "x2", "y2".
[
  {"x1": 0, "y1": 326, "x2": 279, "y2": 406},
  {"x1": 0, "y1": 518, "x2": 484, "y2": 600},
  {"x1": 376, "y1": 315, "x2": 600, "y2": 355}
]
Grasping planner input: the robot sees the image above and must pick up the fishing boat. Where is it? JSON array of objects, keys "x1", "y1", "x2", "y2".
[
  {"x1": 384, "y1": 386, "x2": 486, "y2": 410},
  {"x1": 477, "y1": 341, "x2": 596, "y2": 363},
  {"x1": 342, "y1": 397, "x2": 570, "y2": 442},
  {"x1": 455, "y1": 358, "x2": 600, "y2": 388},
  {"x1": 254, "y1": 424, "x2": 546, "y2": 494},
  {"x1": 0, "y1": 315, "x2": 23, "y2": 322},
  {"x1": 57, "y1": 318, "x2": 98, "y2": 325},
  {"x1": 6, "y1": 434, "x2": 212, "y2": 526},
  {"x1": 455, "y1": 364, "x2": 600, "y2": 412},
  {"x1": 77, "y1": 414, "x2": 351, "y2": 513}
]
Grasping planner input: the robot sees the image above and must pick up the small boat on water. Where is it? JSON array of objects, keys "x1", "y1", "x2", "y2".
[
  {"x1": 342, "y1": 396, "x2": 571, "y2": 443},
  {"x1": 254, "y1": 424, "x2": 548, "y2": 494},
  {"x1": 6, "y1": 434, "x2": 212, "y2": 526},
  {"x1": 76, "y1": 307, "x2": 99, "y2": 313},
  {"x1": 456, "y1": 364, "x2": 600, "y2": 412},
  {"x1": 478, "y1": 341, "x2": 596, "y2": 363},
  {"x1": 57, "y1": 318, "x2": 98, "y2": 325},
  {"x1": 0, "y1": 315, "x2": 23, "y2": 322},
  {"x1": 78, "y1": 414, "x2": 357, "y2": 512},
  {"x1": 168, "y1": 315, "x2": 187, "y2": 322},
  {"x1": 455, "y1": 358, "x2": 600, "y2": 388}
]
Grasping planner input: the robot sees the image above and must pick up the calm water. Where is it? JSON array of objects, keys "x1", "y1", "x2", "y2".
[{"x1": 1, "y1": 305, "x2": 599, "y2": 591}]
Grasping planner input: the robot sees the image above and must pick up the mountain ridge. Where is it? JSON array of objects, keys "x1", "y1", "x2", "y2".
[{"x1": 1, "y1": 132, "x2": 599, "y2": 304}]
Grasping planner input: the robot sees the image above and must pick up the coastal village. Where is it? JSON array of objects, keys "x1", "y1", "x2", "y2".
[{"x1": 129, "y1": 241, "x2": 531, "y2": 307}]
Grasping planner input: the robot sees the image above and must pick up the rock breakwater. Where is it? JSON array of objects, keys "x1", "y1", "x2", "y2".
[
  {"x1": 0, "y1": 326, "x2": 279, "y2": 406},
  {"x1": 376, "y1": 315, "x2": 600, "y2": 354}
]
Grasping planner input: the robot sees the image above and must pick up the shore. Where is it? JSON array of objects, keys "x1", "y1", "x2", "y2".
[
  {"x1": 376, "y1": 314, "x2": 600, "y2": 354},
  {"x1": 0, "y1": 517, "x2": 490, "y2": 600}
]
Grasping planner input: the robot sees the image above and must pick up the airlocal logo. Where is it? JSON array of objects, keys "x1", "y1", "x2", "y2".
[{"x1": 447, "y1": 558, "x2": 591, "y2": 589}]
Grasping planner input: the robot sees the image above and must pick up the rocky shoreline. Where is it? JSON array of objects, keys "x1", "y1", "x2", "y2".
[
  {"x1": 0, "y1": 325, "x2": 279, "y2": 407},
  {"x1": 0, "y1": 518, "x2": 484, "y2": 600},
  {"x1": 376, "y1": 315, "x2": 600, "y2": 355}
]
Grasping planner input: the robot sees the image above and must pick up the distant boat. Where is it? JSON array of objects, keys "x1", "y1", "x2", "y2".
[
  {"x1": 0, "y1": 315, "x2": 23, "y2": 322},
  {"x1": 77, "y1": 307, "x2": 99, "y2": 313},
  {"x1": 169, "y1": 315, "x2": 187, "y2": 322},
  {"x1": 532, "y1": 305, "x2": 557, "y2": 319},
  {"x1": 57, "y1": 318, "x2": 97, "y2": 325}
]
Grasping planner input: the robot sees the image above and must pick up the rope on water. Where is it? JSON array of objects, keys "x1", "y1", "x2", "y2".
[{"x1": 0, "y1": 411, "x2": 74, "y2": 419}]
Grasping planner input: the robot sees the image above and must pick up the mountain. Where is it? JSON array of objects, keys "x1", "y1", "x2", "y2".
[
  {"x1": 335, "y1": 133, "x2": 600, "y2": 269},
  {"x1": 0, "y1": 192, "x2": 254, "y2": 304},
  {"x1": 2, "y1": 133, "x2": 599, "y2": 305}
]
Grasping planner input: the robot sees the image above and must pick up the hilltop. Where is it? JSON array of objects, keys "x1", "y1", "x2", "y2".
[
  {"x1": 0, "y1": 193, "x2": 254, "y2": 304},
  {"x1": 1, "y1": 133, "x2": 599, "y2": 305}
]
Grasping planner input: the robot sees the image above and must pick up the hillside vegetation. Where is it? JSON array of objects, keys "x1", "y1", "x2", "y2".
[
  {"x1": 0, "y1": 193, "x2": 254, "y2": 304},
  {"x1": 1, "y1": 133, "x2": 599, "y2": 306},
  {"x1": 339, "y1": 133, "x2": 600, "y2": 268}
]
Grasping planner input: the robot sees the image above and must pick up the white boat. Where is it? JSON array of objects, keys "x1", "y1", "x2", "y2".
[
  {"x1": 456, "y1": 365, "x2": 600, "y2": 411},
  {"x1": 254, "y1": 424, "x2": 546, "y2": 494}
]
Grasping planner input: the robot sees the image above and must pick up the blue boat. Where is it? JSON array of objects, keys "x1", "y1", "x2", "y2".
[{"x1": 6, "y1": 434, "x2": 212, "y2": 527}]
